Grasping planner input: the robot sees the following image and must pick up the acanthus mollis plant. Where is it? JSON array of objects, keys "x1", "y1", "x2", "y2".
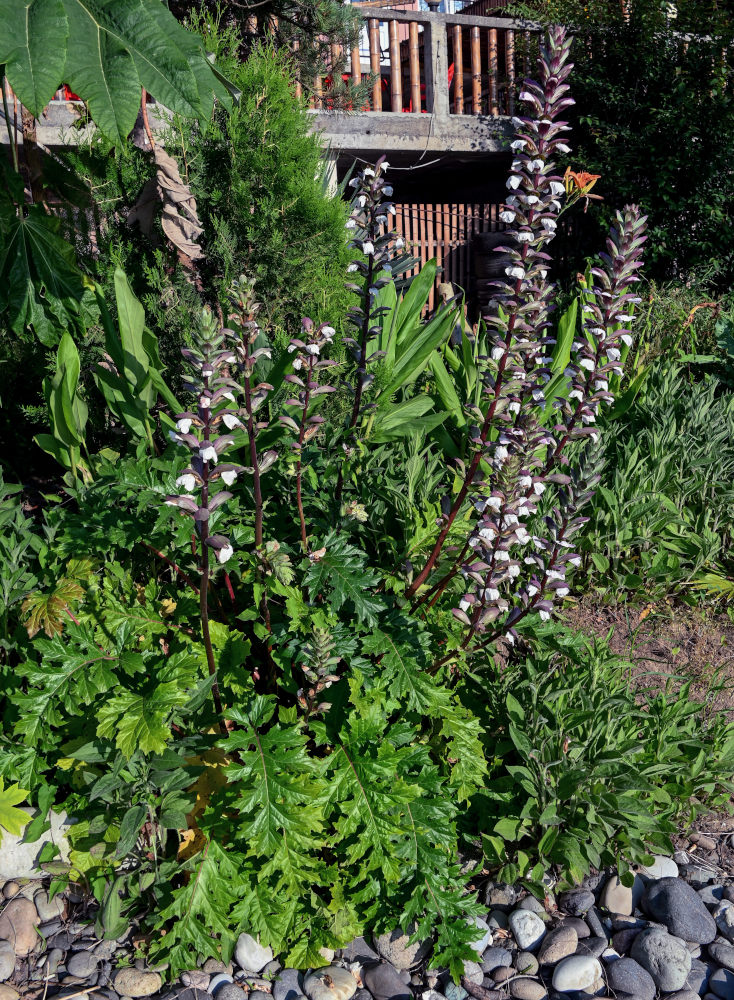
[
  {"x1": 164, "y1": 306, "x2": 252, "y2": 718},
  {"x1": 280, "y1": 318, "x2": 338, "y2": 552},
  {"x1": 404, "y1": 26, "x2": 647, "y2": 657},
  {"x1": 335, "y1": 156, "x2": 402, "y2": 505}
]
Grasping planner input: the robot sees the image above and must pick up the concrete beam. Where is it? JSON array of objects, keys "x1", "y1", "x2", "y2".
[{"x1": 310, "y1": 110, "x2": 514, "y2": 155}]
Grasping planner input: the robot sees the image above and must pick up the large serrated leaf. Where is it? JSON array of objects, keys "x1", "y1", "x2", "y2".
[{"x1": 0, "y1": 0, "x2": 68, "y2": 113}]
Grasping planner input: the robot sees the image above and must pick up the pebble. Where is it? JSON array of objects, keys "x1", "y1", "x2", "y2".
[
  {"x1": 639, "y1": 856, "x2": 679, "y2": 879},
  {"x1": 209, "y1": 974, "x2": 235, "y2": 994},
  {"x1": 604, "y1": 957, "x2": 655, "y2": 1000},
  {"x1": 600, "y1": 877, "x2": 632, "y2": 916},
  {"x1": 516, "y1": 953, "x2": 539, "y2": 975},
  {"x1": 94, "y1": 939, "x2": 119, "y2": 961},
  {"x1": 0, "y1": 942, "x2": 14, "y2": 983},
  {"x1": 235, "y1": 935, "x2": 273, "y2": 974},
  {"x1": 0, "y1": 988, "x2": 18, "y2": 1000},
  {"x1": 44, "y1": 946, "x2": 64, "y2": 977},
  {"x1": 584, "y1": 909, "x2": 606, "y2": 940},
  {"x1": 374, "y1": 926, "x2": 431, "y2": 970},
  {"x1": 482, "y1": 947, "x2": 512, "y2": 973},
  {"x1": 1, "y1": 886, "x2": 19, "y2": 901},
  {"x1": 263, "y1": 962, "x2": 282, "y2": 977},
  {"x1": 667, "y1": 993, "x2": 702, "y2": 1000},
  {"x1": 509, "y1": 978, "x2": 546, "y2": 1000},
  {"x1": 575, "y1": 938, "x2": 607, "y2": 959},
  {"x1": 716, "y1": 903, "x2": 734, "y2": 942},
  {"x1": 644, "y1": 877, "x2": 717, "y2": 943},
  {"x1": 303, "y1": 968, "x2": 356, "y2": 1000},
  {"x1": 681, "y1": 865, "x2": 715, "y2": 886},
  {"x1": 686, "y1": 957, "x2": 710, "y2": 993},
  {"x1": 630, "y1": 927, "x2": 692, "y2": 992},
  {"x1": 487, "y1": 910, "x2": 508, "y2": 931},
  {"x1": 34, "y1": 889, "x2": 65, "y2": 922},
  {"x1": 559, "y1": 891, "x2": 594, "y2": 917},
  {"x1": 466, "y1": 917, "x2": 492, "y2": 956},
  {"x1": 183, "y1": 972, "x2": 212, "y2": 990},
  {"x1": 510, "y1": 910, "x2": 547, "y2": 951},
  {"x1": 700, "y1": 886, "x2": 726, "y2": 909},
  {"x1": 493, "y1": 967, "x2": 514, "y2": 983},
  {"x1": 691, "y1": 834, "x2": 718, "y2": 852},
  {"x1": 67, "y1": 951, "x2": 99, "y2": 978},
  {"x1": 216, "y1": 986, "x2": 248, "y2": 1000},
  {"x1": 176, "y1": 991, "x2": 214, "y2": 1000},
  {"x1": 560, "y1": 918, "x2": 589, "y2": 940},
  {"x1": 204, "y1": 961, "x2": 233, "y2": 976},
  {"x1": 0, "y1": 897, "x2": 39, "y2": 955},
  {"x1": 486, "y1": 884, "x2": 517, "y2": 910},
  {"x1": 551, "y1": 955, "x2": 602, "y2": 992},
  {"x1": 537, "y1": 926, "x2": 577, "y2": 966},
  {"x1": 341, "y1": 939, "x2": 379, "y2": 964},
  {"x1": 463, "y1": 961, "x2": 483, "y2": 985},
  {"x1": 725, "y1": 888, "x2": 734, "y2": 905},
  {"x1": 113, "y1": 970, "x2": 163, "y2": 997},
  {"x1": 710, "y1": 968, "x2": 734, "y2": 1000},
  {"x1": 273, "y1": 970, "x2": 302, "y2": 1000},
  {"x1": 443, "y1": 980, "x2": 467, "y2": 1000},
  {"x1": 709, "y1": 941, "x2": 734, "y2": 971},
  {"x1": 518, "y1": 897, "x2": 547, "y2": 915},
  {"x1": 612, "y1": 928, "x2": 642, "y2": 954}
]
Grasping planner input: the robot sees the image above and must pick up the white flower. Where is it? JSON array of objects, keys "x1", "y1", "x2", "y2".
[
  {"x1": 590, "y1": 326, "x2": 606, "y2": 337},
  {"x1": 199, "y1": 444, "x2": 217, "y2": 464},
  {"x1": 495, "y1": 446, "x2": 509, "y2": 462},
  {"x1": 176, "y1": 473, "x2": 197, "y2": 492},
  {"x1": 547, "y1": 569, "x2": 564, "y2": 581},
  {"x1": 321, "y1": 325, "x2": 336, "y2": 341},
  {"x1": 345, "y1": 219, "x2": 356, "y2": 230},
  {"x1": 510, "y1": 139, "x2": 527, "y2": 150},
  {"x1": 569, "y1": 389, "x2": 584, "y2": 401},
  {"x1": 305, "y1": 344, "x2": 320, "y2": 356},
  {"x1": 223, "y1": 392, "x2": 235, "y2": 402},
  {"x1": 519, "y1": 475, "x2": 532, "y2": 488},
  {"x1": 550, "y1": 181, "x2": 565, "y2": 196},
  {"x1": 511, "y1": 159, "x2": 523, "y2": 172},
  {"x1": 506, "y1": 195, "x2": 519, "y2": 207},
  {"x1": 556, "y1": 587, "x2": 569, "y2": 597},
  {"x1": 349, "y1": 178, "x2": 360, "y2": 188},
  {"x1": 356, "y1": 195, "x2": 367, "y2": 208},
  {"x1": 507, "y1": 175, "x2": 522, "y2": 190},
  {"x1": 503, "y1": 514, "x2": 519, "y2": 527},
  {"x1": 555, "y1": 143, "x2": 571, "y2": 153},
  {"x1": 516, "y1": 527, "x2": 531, "y2": 544},
  {"x1": 506, "y1": 266, "x2": 525, "y2": 280},
  {"x1": 176, "y1": 418, "x2": 192, "y2": 434},
  {"x1": 292, "y1": 358, "x2": 303, "y2": 371},
  {"x1": 387, "y1": 204, "x2": 396, "y2": 215},
  {"x1": 347, "y1": 263, "x2": 359, "y2": 273},
  {"x1": 618, "y1": 314, "x2": 634, "y2": 322},
  {"x1": 222, "y1": 413, "x2": 242, "y2": 430},
  {"x1": 527, "y1": 583, "x2": 538, "y2": 597},
  {"x1": 221, "y1": 469, "x2": 238, "y2": 486},
  {"x1": 581, "y1": 412, "x2": 596, "y2": 425},
  {"x1": 383, "y1": 185, "x2": 393, "y2": 196},
  {"x1": 500, "y1": 210, "x2": 516, "y2": 223},
  {"x1": 395, "y1": 237, "x2": 405, "y2": 249},
  {"x1": 530, "y1": 158, "x2": 544, "y2": 171},
  {"x1": 580, "y1": 358, "x2": 595, "y2": 371},
  {"x1": 526, "y1": 195, "x2": 539, "y2": 205},
  {"x1": 491, "y1": 346, "x2": 506, "y2": 361},
  {"x1": 483, "y1": 587, "x2": 500, "y2": 601},
  {"x1": 287, "y1": 343, "x2": 298, "y2": 353},
  {"x1": 539, "y1": 268, "x2": 548, "y2": 279},
  {"x1": 376, "y1": 215, "x2": 387, "y2": 224},
  {"x1": 621, "y1": 333, "x2": 633, "y2": 347},
  {"x1": 607, "y1": 347, "x2": 621, "y2": 361},
  {"x1": 541, "y1": 218, "x2": 557, "y2": 231},
  {"x1": 495, "y1": 550, "x2": 510, "y2": 562},
  {"x1": 459, "y1": 598, "x2": 472, "y2": 612},
  {"x1": 199, "y1": 395, "x2": 211, "y2": 409},
  {"x1": 568, "y1": 555, "x2": 581, "y2": 567},
  {"x1": 217, "y1": 543, "x2": 234, "y2": 564},
  {"x1": 594, "y1": 379, "x2": 608, "y2": 392},
  {"x1": 517, "y1": 232, "x2": 534, "y2": 243},
  {"x1": 168, "y1": 430, "x2": 181, "y2": 443},
  {"x1": 508, "y1": 401, "x2": 521, "y2": 414},
  {"x1": 382, "y1": 161, "x2": 390, "y2": 170},
  {"x1": 539, "y1": 609, "x2": 551, "y2": 621},
  {"x1": 363, "y1": 167, "x2": 375, "y2": 178},
  {"x1": 508, "y1": 564, "x2": 521, "y2": 578},
  {"x1": 479, "y1": 527, "x2": 496, "y2": 542},
  {"x1": 382, "y1": 264, "x2": 392, "y2": 274},
  {"x1": 362, "y1": 241, "x2": 374, "y2": 255},
  {"x1": 533, "y1": 481, "x2": 546, "y2": 496},
  {"x1": 532, "y1": 389, "x2": 545, "y2": 403}
]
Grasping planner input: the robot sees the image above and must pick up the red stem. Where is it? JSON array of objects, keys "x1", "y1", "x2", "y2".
[{"x1": 140, "y1": 540, "x2": 199, "y2": 594}]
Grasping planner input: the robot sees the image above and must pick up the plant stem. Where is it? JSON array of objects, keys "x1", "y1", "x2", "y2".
[
  {"x1": 2, "y1": 76, "x2": 19, "y2": 177},
  {"x1": 199, "y1": 376, "x2": 225, "y2": 730},
  {"x1": 296, "y1": 369, "x2": 314, "y2": 551},
  {"x1": 140, "y1": 88, "x2": 155, "y2": 149},
  {"x1": 139, "y1": 540, "x2": 199, "y2": 594},
  {"x1": 243, "y1": 370, "x2": 264, "y2": 549}
]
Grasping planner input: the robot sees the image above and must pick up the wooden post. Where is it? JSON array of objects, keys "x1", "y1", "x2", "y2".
[
  {"x1": 453, "y1": 24, "x2": 464, "y2": 114},
  {"x1": 351, "y1": 43, "x2": 362, "y2": 86},
  {"x1": 409, "y1": 21, "x2": 421, "y2": 112},
  {"x1": 369, "y1": 19, "x2": 382, "y2": 111},
  {"x1": 505, "y1": 28, "x2": 515, "y2": 115},
  {"x1": 293, "y1": 40, "x2": 302, "y2": 101},
  {"x1": 425, "y1": 15, "x2": 450, "y2": 119},
  {"x1": 470, "y1": 26, "x2": 482, "y2": 115},
  {"x1": 488, "y1": 27, "x2": 498, "y2": 116},
  {"x1": 389, "y1": 20, "x2": 403, "y2": 111},
  {"x1": 314, "y1": 72, "x2": 323, "y2": 110}
]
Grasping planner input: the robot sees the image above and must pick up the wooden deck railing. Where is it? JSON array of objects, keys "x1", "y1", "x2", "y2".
[{"x1": 308, "y1": 11, "x2": 542, "y2": 117}]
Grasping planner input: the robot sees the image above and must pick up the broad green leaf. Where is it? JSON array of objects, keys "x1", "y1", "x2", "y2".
[
  {"x1": 362, "y1": 620, "x2": 452, "y2": 716},
  {"x1": 304, "y1": 532, "x2": 384, "y2": 626},
  {"x1": 429, "y1": 352, "x2": 465, "y2": 426},
  {"x1": 0, "y1": 778, "x2": 30, "y2": 841},
  {"x1": 0, "y1": 0, "x2": 68, "y2": 113},
  {"x1": 96, "y1": 683, "x2": 187, "y2": 758}
]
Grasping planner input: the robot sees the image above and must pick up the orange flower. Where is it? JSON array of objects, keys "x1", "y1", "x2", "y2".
[{"x1": 563, "y1": 166, "x2": 601, "y2": 195}]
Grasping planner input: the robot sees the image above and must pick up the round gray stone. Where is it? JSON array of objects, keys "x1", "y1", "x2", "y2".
[
  {"x1": 510, "y1": 911, "x2": 546, "y2": 952},
  {"x1": 630, "y1": 927, "x2": 692, "y2": 992},
  {"x1": 715, "y1": 903, "x2": 734, "y2": 943},
  {"x1": 584, "y1": 909, "x2": 607, "y2": 940},
  {"x1": 34, "y1": 889, "x2": 65, "y2": 922},
  {"x1": 644, "y1": 878, "x2": 717, "y2": 943},
  {"x1": 559, "y1": 891, "x2": 594, "y2": 917},
  {"x1": 559, "y1": 918, "x2": 589, "y2": 940},
  {"x1": 711, "y1": 968, "x2": 734, "y2": 1000},
  {"x1": 274, "y1": 970, "x2": 303, "y2": 1000},
  {"x1": 209, "y1": 974, "x2": 234, "y2": 994},
  {"x1": 538, "y1": 926, "x2": 577, "y2": 966},
  {"x1": 575, "y1": 938, "x2": 607, "y2": 959},
  {"x1": 551, "y1": 955, "x2": 602, "y2": 992},
  {"x1": 66, "y1": 951, "x2": 98, "y2": 978},
  {"x1": 362, "y1": 966, "x2": 411, "y2": 1000},
  {"x1": 303, "y1": 968, "x2": 356, "y2": 1000},
  {"x1": 600, "y1": 877, "x2": 632, "y2": 916},
  {"x1": 463, "y1": 961, "x2": 483, "y2": 985},
  {"x1": 235, "y1": 934, "x2": 273, "y2": 974},
  {"x1": 481, "y1": 947, "x2": 512, "y2": 973},
  {"x1": 466, "y1": 917, "x2": 492, "y2": 956},
  {"x1": 113, "y1": 969, "x2": 162, "y2": 998},
  {"x1": 518, "y1": 897, "x2": 547, "y2": 915},
  {"x1": 486, "y1": 884, "x2": 517, "y2": 911},
  {"x1": 699, "y1": 886, "x2": 725, "y2": 909},
  {"x1": 509, "y1": 978, "x2": 546, "y2": 1000},
  {"x1": 709, "y1": 940, "x2": 734, "y2": 971},
  {"x1": 685, "y1": 957, "x2": 710, "y2": 994},
  {"x1": 215, "y1": 986, "x2": 247, "y2": 1000},
  {"x1": 638, "y1": 855, "x2": 679, "y2": 879},
  {"x1": 604, "y1": 957, "x2": 655, "y2": 1000},
  {"x1": 487, "y1": 910, "x2": 508, "y2": 931},
  {"x1": 666, "y1": 993, "x2": 702, "y2": 1000},
  {"x1": 341, "y1": 938, "x2": 379, "y2": 964},
  {"x1": 444, "y1": 981, "x2": 467, "y2": 1000},
  {"x1": 374, "y1": 925, "x2": 431, "y2": 970},
  {"x1": 0, "y1": 943, "x2": 14, "y2": 983},
  {"x1": 516, "y1": 953, "x2": 539, "y2": 975}
]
